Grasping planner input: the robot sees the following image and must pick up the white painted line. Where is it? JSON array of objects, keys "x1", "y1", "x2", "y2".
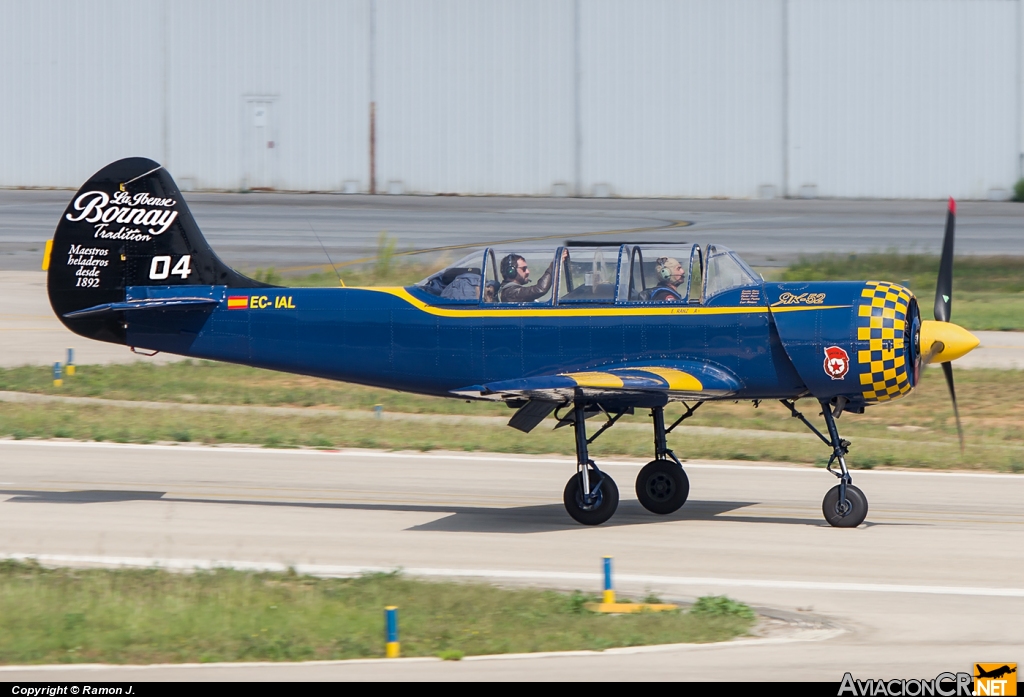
[
  {"x1": 3, "y1": 553, "x2": 1024, "y2": 599},
  {"x1": 2, "y1": 439, "x2": 1022, "y2": 479}
]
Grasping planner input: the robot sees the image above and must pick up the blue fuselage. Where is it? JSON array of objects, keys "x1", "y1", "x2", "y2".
[{"x1": 122, "y1": 282, "x2": 865, "y2": 403}]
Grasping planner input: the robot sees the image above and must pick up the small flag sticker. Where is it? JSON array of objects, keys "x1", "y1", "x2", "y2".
[{"x1": 227, "y1": 296, "x2": 248, "y2": 310}]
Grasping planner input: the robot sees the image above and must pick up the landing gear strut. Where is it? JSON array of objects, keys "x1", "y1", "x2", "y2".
[
  {"x1": 782, "y1": 399, "x2": 869, "y2": 528},
  {"x1": 562, "y1": 402, "x2": 619, "y2": 525},
  {"x1": 634, "y1": 404, "x2": 696, "y2": 515}
]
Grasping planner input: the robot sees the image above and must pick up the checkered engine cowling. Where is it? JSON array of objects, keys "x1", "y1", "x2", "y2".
[{"x1": 856, "y1": 281, "x2": 918, "y2": 403}]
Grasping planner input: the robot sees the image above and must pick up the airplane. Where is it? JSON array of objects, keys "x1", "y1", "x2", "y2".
[
  {"x1": 975, "y1": 665, "x2": 1016, "y2": 680},
  {"x1": 45, "y1": 158, "x2": 980, "y2": 528}
]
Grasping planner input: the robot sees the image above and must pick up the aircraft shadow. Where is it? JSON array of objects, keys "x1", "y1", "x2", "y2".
[{"x1": 0, "y1": 489, "x2": 894, "y2": 532}]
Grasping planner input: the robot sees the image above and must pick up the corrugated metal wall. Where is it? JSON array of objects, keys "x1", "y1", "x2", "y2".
[
  {"x1": 0, "y1": 2, "x2": 165, "y2": 188},
  {"x1": 788, "y1": 0, "x2": 1019, "y2": 200},
  {"x1": 580, "y1": 0, "x2": 784, "y2": 198},
  {"x1": 168, "y1": 1, "x2": 370, "y2": 192},
  {"x1": 376, "y1": 0, "x2": 575, "y2": 195},
  {"x1": 0, "y1": 0, "x2": 1020, "y2": 198}
]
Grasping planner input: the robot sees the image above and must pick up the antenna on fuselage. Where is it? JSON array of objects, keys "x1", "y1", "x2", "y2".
[{"x1": 308, "y1": 221, "x2": 345, "y2": 287}]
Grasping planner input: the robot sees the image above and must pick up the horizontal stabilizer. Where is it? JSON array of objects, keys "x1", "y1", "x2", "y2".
[{"x1": 63, "y1": 297, "x2": 219, "y2": 319}]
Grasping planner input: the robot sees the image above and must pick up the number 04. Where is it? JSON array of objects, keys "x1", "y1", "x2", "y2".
[{"x1": 149, "y1": 255, "x2": 192, "y2": 280}]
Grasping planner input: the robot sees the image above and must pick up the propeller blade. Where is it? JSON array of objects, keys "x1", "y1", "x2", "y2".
[
  {"x1": 922, "y1": 340, "x2": 944, "y2": 365},
  {"x1": 934, "y1": 197, "x2": 955, "y2": 322},
  {"x1": 941, "y1": 361, "x2": 964, "y2": 453}
]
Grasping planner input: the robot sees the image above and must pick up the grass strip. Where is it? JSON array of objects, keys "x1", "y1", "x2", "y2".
[
  {"x1": 2, "y1": 399, "x2": 1023, "y2": 472},
  {"x1": 3, "y1": 361, "x2": 1023, "y2": 432},
  {"x1": 4, "y1": 362, "x2": 1024, "y2": 467},
  {"x1": 0, "y1": 562, "x2": 753, "y2": 664}
]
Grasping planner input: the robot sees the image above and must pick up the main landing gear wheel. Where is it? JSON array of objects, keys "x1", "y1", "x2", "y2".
[
  {"x1": 563, "y1": 470, "x2": 619, "y2": 526},
  {"x1": 635, "y1": 459, "x2": 689, "y2": 515},
  {"x1": 822, "y1": 483, "x2": 868, "y2": 528}
]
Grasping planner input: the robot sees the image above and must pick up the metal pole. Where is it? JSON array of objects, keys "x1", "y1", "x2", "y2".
[
  {"x1": 573, "y1": 0, "x2": 583, "y2": 197},
  {"x1": 385, "y1": 606, "x2": 399, "y2": 658},
  {"x1": 602, "y1": 556, "x2": 615, "y2": 604},
  {"x1": 1017, "y1": 0, "x2": 1022, "y2": 179},
  {"x1": 369, "y1": 0, "x2": 377, "y2": 194},
  {"x1": 161, "y1": 0, "x2": 169, "y2": 168},
  {"x1": 781, "y1": 0, "x2": 790, "y2": 199}
]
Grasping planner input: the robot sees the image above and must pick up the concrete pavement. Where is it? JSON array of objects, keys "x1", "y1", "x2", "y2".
[{"x1": 0, "y1": 442, "x2": 1021, "y2": 680}]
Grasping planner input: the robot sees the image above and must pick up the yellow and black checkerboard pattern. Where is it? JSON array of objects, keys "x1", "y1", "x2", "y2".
[{"x1": 857, "y1": 281, "x2": 914, "y2": 403}]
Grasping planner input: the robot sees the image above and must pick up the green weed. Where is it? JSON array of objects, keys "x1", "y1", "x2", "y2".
[{"x1": 690, "y1": 596, "x2": 756, "y2": 621}]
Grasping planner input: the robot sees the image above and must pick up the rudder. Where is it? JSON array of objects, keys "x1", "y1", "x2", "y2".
[{"x1": 47, "y1": 158, "x2": 268, "y2": 345}]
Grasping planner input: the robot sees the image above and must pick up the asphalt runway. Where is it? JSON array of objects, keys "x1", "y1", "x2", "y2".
[
  {"x1": 0, "y1": 441, "x2": 1022, "y2": 681},
  {"x1": 2, "y1": 190, "x2": 1023, "y2": 273}
]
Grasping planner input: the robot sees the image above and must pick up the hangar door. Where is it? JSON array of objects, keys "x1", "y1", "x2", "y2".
[{"x1": 243, "y1": 97, "x2": 278, "y2": 190}]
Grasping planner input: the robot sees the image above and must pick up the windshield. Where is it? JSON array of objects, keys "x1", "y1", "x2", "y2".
[
  {"x1": 416, "y1": 251, "x2": 485, "y2": 300},
  {"x1": 559, "y1": 246, "x2": 617, "y2": 303},
  {"x1": 704, "y1": 245, "x2": 760, "y2": 298}
]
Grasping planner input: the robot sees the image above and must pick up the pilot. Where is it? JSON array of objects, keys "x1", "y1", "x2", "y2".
[
  {"x1": 498, "y1": 250, "x2": 567, "y2": 302},
  {"x1": 647, "y1": 256, "x2": 686, "y2": 301}
]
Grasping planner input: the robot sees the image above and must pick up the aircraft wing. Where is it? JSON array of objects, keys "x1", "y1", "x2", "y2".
[{"x1": 451, "y1": 360, "x2": 741, "y2": 404}]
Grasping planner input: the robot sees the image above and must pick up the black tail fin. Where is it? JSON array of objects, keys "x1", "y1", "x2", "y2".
[{"x1": 47, "y1": 158, "x2": 268, "y2": 345}]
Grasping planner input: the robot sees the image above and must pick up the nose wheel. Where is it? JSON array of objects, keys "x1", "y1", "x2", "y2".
[
  {"x1": 782, "y1": 398, "x2": 870, "y2": 528},
  {"x1": 822, "y1": 483, "x2": 868, "y2": 528}
]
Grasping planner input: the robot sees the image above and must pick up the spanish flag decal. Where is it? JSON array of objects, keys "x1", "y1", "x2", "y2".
[{"x1": 227, "y1": 296, "x2": 248, "y2": 310}]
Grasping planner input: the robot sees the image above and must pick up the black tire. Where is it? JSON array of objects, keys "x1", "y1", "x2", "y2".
[
  {"x1": 635, "y1": 459, "x2": 690, "y2": 514},
  {"x1": 822, "y1": 484, "x2": 868, "y2": 528},
  {"x1": 563, "y1": 470, "x2": 619, "y2": 525}
]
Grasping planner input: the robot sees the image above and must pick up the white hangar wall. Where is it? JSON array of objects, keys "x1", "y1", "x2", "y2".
[
  {"x1": 375, "y1": 0, "x2": 576, "y2": 195},
  {"x1": 166, "y1": 0, "x2": 371, "y2": 192},
  {"x1": 0, "y1": 2, "x2": 166, "y2": 189},
  {"x1": 0, "y1": 0, "x2": 1020, "y2": 199},
  {"x1": 788, "y1": 0, "x2": 1019, "y2": 200},
  {"x1": 579, "y1": 0, "x2": 785, "y2": 199}
]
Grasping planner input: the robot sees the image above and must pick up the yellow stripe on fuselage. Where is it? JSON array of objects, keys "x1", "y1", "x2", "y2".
[
  {"x1": 562, "y1": 372, "x2": 625, "y2": 388},
  {"x1": 628, "y1": 367, "x2": 703, "y2": 391},
  {"x1": 360, "y1": 287, "x2": 849, "y2": 318}
]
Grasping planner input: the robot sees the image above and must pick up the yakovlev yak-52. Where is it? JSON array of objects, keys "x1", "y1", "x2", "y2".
[{"x1": 46, "y1": 159, "x2": 980, "y2": 527}]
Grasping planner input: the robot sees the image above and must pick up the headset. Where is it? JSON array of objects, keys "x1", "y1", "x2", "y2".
[
  {"x1": 501, "y1": 254, "x2": 523, "y2": 281},
  {"x1": 656, "y1": 257, "x2": 672, "y2": 280}
]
